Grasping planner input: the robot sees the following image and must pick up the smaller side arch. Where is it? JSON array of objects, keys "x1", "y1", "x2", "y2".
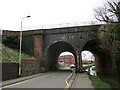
[{"x1": 82, "y1": 39, "x2": 112, "y2": 75}]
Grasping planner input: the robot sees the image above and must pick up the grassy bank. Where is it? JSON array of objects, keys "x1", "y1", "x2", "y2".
[
  {"x1": 89, "y1": 75, "x2": 112, "y2": 89},
  {"x1": 83, "y1": 64, "x2": 93, "y2": 70},
  {"x1": 1, "y1": 44, "x2": 35, "y2": 62}
]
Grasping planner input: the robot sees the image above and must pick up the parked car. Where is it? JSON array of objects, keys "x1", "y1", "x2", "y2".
[{"x1": 70, "y1": 64, "x2": 75, "y2": 68}]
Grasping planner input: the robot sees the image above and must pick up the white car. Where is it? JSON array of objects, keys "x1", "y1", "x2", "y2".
[{"x1": 70, "y1": 64, "x2": 75, "y2": 68}]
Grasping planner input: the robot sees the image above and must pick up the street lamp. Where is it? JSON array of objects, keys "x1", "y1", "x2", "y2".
[{"x1": 19, "y1": 15, "x2": 31, "y2": 76}]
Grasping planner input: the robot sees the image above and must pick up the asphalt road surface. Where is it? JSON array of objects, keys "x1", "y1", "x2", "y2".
[{"x1": 3, "y1": 71, "x2": 72, "y2": 88}]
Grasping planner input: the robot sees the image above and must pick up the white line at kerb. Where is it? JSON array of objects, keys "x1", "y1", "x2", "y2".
[{"x1": 65, "y1": 69, "x2": 75, "y2": 88}]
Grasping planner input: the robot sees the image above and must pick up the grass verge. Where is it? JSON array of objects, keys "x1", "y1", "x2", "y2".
[
  {"x1": 92, "y1": 67, "x2": 96, "y2": 71},
  {"x1": 83, "y1": 64, "x2": 93, "y2": 70},
  {"x1": 89, "y1": 75, "x2": 112, "y2": 89}
]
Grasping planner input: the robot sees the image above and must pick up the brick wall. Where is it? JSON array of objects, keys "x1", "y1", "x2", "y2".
[
  {"x1": 1, "y1": 59, "x2": 42, "y2": 81},
  {"x1": 1, "y1": 62, "x2": 19, "y2": 81},
  {"x1": 21, "y1": 59, "x2": 41, "y2": 76},
  {"x1": 34, "y1": 35, "x2": 43, "y2": 60}
]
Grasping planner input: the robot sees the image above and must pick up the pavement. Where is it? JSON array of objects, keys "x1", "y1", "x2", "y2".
[{"x1": 71, "y1": 72, "x2": 94, "y2": 89}]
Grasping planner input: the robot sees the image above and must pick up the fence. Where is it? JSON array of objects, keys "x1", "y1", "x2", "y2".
[{"x1": 23, "y1": 21, "x2": 102, "y2": 30}]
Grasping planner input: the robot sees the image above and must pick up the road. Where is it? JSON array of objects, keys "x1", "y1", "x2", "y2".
[{"x1": 2, "y1": 71, "x2": 72, "y2": 88}]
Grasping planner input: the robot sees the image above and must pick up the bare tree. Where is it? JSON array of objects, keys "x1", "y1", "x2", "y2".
[{"x1": 95, "y1": 1, "x2": 120, "y2": 23}]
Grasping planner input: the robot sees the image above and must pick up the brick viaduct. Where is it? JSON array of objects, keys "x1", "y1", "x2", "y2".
[{"x1": 3, "y1": 25, "x2": 112, "y2": 75}]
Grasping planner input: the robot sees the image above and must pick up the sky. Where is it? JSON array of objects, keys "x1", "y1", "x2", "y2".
[
  {"x1": 81, "y1": 51, "x2": 95, "y2": 61},
  {"x1": 0, "y1": 0, "x2": 105, "y2": 31},
  {"x1": 60, "y1": 51, "x2": 95, "y2": 61},
  {"x1": 60, "y1": 52, "x2": 73, "y2": 56}
]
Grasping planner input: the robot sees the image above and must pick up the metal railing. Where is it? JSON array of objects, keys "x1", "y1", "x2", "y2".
[{"x1": 23, "y1": 21, "x2": 102, "y2": 30}]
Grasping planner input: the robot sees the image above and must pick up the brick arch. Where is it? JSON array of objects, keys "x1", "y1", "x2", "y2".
[
  {"x1": 45, "y1": 41, "x2": 77, "y2": 71},
  {"x1": 82, "y1": 39, "x2": 112, "y2": 75}
]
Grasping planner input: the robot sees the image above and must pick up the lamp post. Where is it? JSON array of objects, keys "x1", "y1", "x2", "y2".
[{"x1": 19, "y1": 15, "x2": 31, "y2": 76}]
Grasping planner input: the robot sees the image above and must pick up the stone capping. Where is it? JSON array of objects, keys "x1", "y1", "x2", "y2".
[{"x1": 21, "y1": 58, "x2": 39, "y2": 63}]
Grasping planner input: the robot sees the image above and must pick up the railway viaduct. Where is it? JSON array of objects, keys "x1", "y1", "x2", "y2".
[{"x1": 3, "y1": 25, "x2": 112, "y2": 75}]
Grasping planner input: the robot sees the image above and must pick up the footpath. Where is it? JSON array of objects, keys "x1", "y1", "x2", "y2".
[{"x1": 71, "y1": 72, "x2": 94, "y2": 89}]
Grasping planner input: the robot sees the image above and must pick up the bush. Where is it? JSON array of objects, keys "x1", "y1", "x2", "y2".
[
  {"x1": 83, "y1": 64, "x2": 93, "y2": 70},
  {"x1": 2, "y1": 35, "x2": 19, "y2": 50},
  {"x1": 92, "y1": 67, "x2": 96, "y2": 71}
]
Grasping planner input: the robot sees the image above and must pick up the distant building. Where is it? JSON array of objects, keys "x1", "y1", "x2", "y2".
[{"x1": 58, "y1": 55, "x2": 75, "y2": 64}]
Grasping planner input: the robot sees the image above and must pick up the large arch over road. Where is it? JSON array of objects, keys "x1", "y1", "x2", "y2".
[{"x1": 45, "y1": 41, "x2": 77, "y2": 71}]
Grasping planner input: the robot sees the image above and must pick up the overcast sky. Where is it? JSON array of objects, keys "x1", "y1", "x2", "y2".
[
  {"x1": 0, "y1": 0, "x2": 105, "y2": 31},
  {"x1": 81, "y1": 51, "x2": 95, "y2": 61},
  {"x1": 60, "y1": 51, "x2": 95, "y2": 61}
]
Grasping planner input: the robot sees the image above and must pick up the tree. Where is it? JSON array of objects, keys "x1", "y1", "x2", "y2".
[
  {"x1": 96, "y1": 1, "x2": 120, "y2": 88},
  {"x1": 95, "y1": 0, "x2": 120, "y2": 23}
]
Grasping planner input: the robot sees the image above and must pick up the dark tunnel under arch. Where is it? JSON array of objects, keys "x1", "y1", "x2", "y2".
[{"x1": 45, "y1": 41, "x2": 77, "y2": 71}]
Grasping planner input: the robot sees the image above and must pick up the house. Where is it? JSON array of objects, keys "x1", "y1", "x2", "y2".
[{"x1": 58, "y1": 55, "x2": 75, "y2": 64}]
